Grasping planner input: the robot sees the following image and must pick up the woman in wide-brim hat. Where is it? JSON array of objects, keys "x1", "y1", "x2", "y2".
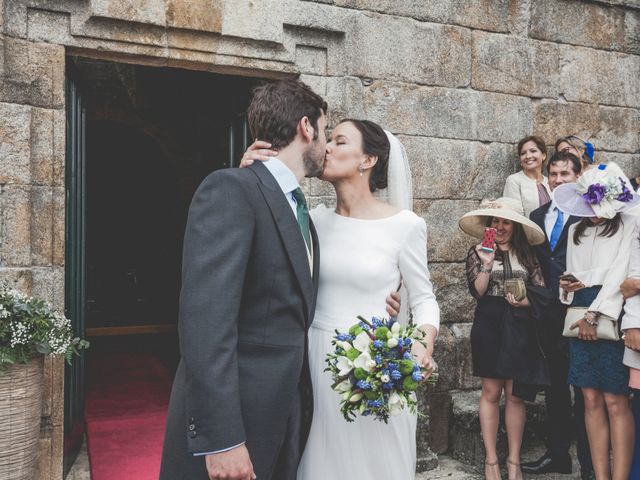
[
  {"x1": 554, "y1": 162, "x2": 639, "y2": 480},
  {"x1": 460, "y1": 197, "x2": 547, "y2": 480}
]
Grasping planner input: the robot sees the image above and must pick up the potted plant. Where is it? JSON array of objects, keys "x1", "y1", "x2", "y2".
[{"x1": 0, "y1": 284, "x2": 88, "y2": 480}]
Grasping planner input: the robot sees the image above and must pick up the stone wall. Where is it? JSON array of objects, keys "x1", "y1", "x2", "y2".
[{"x1": 0, "y1": 0, "x2": 638, "y2": 478}]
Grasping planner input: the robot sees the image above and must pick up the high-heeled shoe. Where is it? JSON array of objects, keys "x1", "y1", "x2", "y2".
[
  {"x1": 484, "y1": 459, "x2": 502, "y2": 480},
  {"x1": 507, "y1": 459, "x2": 523, "y2": 480}
]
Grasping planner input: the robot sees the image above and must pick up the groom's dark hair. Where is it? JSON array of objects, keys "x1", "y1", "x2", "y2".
[{"x1": 248, "y1": 79, "x2": 328, "y2": 150}]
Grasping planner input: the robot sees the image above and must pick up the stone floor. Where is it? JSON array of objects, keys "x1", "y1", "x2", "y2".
[{"x1": 67, "y1": 440, "x2": 585, "y2": 480}]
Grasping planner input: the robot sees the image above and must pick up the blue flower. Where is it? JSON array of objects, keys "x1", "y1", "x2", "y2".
[
  {"x1": 359, "y1": 321, "x2": 371, "y2": 331},
  {"x1": 368, "y1": 399, "x2": 383, "y2": 408},
  {"x1": 391, "y1": 370, "x2": 402, "y2": 380},
  {"x1": 373, "y1": 340, "x2": 384, "y2": 349},
  {"x1": 388, "y1": 362, "x2": 398, "y2": 370},
  {"x1": 375, "y1": 355, "x2": 383, "y2": 365},
  {"x1": 412, "y1": 371, "x2": 423, "y2": 382},
  {"x1": 356, "y1": 380, "x2": 371, "y2": 390},
  {"x1": 403, "y1": 338, "x2": 413, "y2": 347},
  {"x1": 371, "y1": 316, "x2": 383, "y2": 327},
  {"x1": 403, "y1": 351, "x2": 413, "y2": 360},
  {"x1": 362, "y1": 409, "x2": 371, "y2": 416},
  {"x1": 336, "y1": 333, "x2": 352, "y2": 342},
  {"x1": 383, "y1": 382, "x2": 394, "y2": 390}
]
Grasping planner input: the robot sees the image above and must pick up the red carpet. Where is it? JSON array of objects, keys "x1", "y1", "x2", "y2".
[{"x1": 85, "y1": 352, "x2": 173, "y2": 480}]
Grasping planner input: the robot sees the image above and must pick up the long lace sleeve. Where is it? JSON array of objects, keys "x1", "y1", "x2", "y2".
[
  {"x1": 530, "y1": 264, "x2": 546, "y2": 288},
  {"x1": 399, "y1": 217, "x2": 440, "y2": 332},
  {"x1": 466, "y1": 246, "x2": 483, "y2": 299}
]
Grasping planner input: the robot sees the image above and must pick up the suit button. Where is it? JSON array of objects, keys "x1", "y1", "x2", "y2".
[
  {"x1": 189, "y1": 424, "x2": 195, "y2": 431},
  {"x1": 189, "y1": 417, "x2": 195, "y2": 423},
  {"x1": 189, "y1": 431, "x2": 197, "y2": 438}
]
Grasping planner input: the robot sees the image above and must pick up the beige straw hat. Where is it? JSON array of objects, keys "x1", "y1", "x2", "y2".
[{"x1": 458, "y1": 197, "x2": 546, "y2": 246}]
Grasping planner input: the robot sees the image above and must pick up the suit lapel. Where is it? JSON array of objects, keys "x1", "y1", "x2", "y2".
[
  {"x1": 250, "y1": 163, "x2": 314, "y2": 321},
  {"x1": 531, "y1": 203, "x2": 551, "y2": 251},
  {"x1": 310, "y1": 219, "x2": 320, "y2": 326}
]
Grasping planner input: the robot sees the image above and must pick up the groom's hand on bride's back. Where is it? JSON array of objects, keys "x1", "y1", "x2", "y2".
[
  {"x1": 385, "y1": 291, "x2": 401, "y2": 317},
  {"x1": 239, "y1": 140, "x2": 278, "y2": 168},
  {"x1": 205, "y1": 445, "x2": 256, "y2": 480}
]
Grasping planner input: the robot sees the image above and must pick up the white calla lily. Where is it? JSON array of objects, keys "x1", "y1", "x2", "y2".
[
  {"x1": 350, "y1": 392, "x2": 363, "y2": 403},
  {"x1": 336, "y1": 356, "x2": 354, "y2": 376},
  {"x1": 391, "y1": 322, "x2": 401, "y2": 335},
  {"x1": 353, "y1": 351, "x2": 374, "y2": 372},
  {"x1": 335, "y1": 379, "x2": 352, "y2": 393},
  {"x1": 387, "y1": 337, "x2": 398, "y2": 348},
  {"x1": 389, "y1": 392, "x2": 407, "y2": 416},
  {"x1": 353, "y1": 331, "x2": 372, "y2": 352}
]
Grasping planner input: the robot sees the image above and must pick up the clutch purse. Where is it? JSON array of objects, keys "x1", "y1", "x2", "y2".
[
  {"x1": 504, "y1": 278, "x2": 527, "y2": 301},
  {"x1": 562, "y1": 307, "x2": 620, "y2": 341}
]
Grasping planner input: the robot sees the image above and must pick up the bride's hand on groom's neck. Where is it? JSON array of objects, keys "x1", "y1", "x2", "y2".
[{"x1": 239, "y1": 140, "x2": 278, "y2": 168}]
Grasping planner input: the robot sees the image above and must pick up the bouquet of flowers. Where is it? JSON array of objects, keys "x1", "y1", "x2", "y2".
[
  {"x1": 325, "y1": 315, "x2": 437, "y2": 423},
  {"x1": 0, "y1": 284, "x2": 89, "y2": 372}
]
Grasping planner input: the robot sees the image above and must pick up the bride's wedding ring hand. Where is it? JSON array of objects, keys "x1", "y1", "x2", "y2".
[
  {"x1": 411, "y1": 341, "x2": 436, "y2": 381},
  {"x1": 421, "y1": 357, "x2": 438, "y2": 381},
  {"x1": 239, "y1": 140, "x2": 278, "y2": 168}
]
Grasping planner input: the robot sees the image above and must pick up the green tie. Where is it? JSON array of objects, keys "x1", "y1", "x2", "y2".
[{"x1": 292, "y1": 188, "x2": 311, "y2": 254}]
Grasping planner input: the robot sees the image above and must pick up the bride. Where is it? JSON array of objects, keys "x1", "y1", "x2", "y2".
[{"x1": 242, "y1": 118, "x2": 440, "y2": 479}]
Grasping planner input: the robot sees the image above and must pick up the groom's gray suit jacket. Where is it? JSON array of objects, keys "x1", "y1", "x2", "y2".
[{"x1": 160, "y1": 161, "x2": 319, "y2": 479}]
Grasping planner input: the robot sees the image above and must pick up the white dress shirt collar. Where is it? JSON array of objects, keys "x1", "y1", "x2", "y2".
[{"x1": 263, "y1": 157, "x2": 300, "y2": 196}]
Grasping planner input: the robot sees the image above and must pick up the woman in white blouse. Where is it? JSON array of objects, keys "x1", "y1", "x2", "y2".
[
  {"x1": 503, "y1": 136, "x2": 551, "y2": 217},
  {"x1": 554, "y1": 163, "x2": 640, "y2": 480}
]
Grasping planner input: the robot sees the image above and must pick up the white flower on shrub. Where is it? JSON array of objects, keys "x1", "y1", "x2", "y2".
[{"x1": 10, "y1": 321, "x2": 31, "y2": 347}]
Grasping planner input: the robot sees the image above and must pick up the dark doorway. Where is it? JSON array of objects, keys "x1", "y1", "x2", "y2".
[{"x1": 64, "y1": 56, "x2": 263, "y2": 476}]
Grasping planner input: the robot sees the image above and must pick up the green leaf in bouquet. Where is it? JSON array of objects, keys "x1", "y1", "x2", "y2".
[
  {"x1": 403, "y1": 377, "x2": 419, "y2": 392},
  {"x1": 364, "y1": 390, "x2": 379, "y2": 400},
  {"x1": 348, "y1": 325, "x2": 364, "y2": 337},
  {"x1": 345, "y1": 348, "x2": 360, "y2": 361},
  {"x1": 353, "y1": 367, "x2": 368, "y2": 380},
  {"x1": 399, "y1": 359, "x2": 415, "y2": 375},
  {"x1": 374, "y1": 326, "x2": 389, "y2": 340}
]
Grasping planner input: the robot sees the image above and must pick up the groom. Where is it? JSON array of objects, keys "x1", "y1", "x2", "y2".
[{"x1": 160, "y1": 79, "x2": 327, "y2": 480}]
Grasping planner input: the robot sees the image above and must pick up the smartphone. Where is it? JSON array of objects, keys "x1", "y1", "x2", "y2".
[
  {"x1": 481, "y1": 227, "x2": 497, "y2": 252},
  {"x1": 559, "y1": 273, "x2": 579, "y2": 283}
]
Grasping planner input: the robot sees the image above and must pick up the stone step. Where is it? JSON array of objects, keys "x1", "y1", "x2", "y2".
[
  {"x1": 424, "y1": 449, "x2": 583, "y2": 480},
  {"x1": 416, "y1": 455, "x2": 482, "y2": 479},
  {"x1": 448, "y1": 389, "x2": 547, "y2": 466}
]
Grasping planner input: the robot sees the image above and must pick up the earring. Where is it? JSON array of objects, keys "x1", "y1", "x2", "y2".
[{"x1": 359, "y1": 164, "x2": 365, "y2": 176}]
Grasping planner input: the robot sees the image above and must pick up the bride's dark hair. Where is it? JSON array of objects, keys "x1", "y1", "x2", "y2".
[{"x1": 339, "y1": 119, "x2": 390, "y2": 192}]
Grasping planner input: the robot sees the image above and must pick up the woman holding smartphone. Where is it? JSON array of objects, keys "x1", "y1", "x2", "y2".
[
  {"x1": 554, "y1": 163, "x2": 640, "y2": 480},
  {"x1": 459, "y1": 197, "x2": 547, "y2": 480}
]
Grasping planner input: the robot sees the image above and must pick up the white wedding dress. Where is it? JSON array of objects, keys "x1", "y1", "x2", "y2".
[{"x1": 297, "y1": 204, "x2": 440, "y2": 480}]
